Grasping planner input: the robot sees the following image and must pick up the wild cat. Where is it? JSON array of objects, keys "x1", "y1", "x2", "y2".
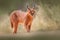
[{"x1": 10, "y1": 6, "x2": 35, "y2": 34}]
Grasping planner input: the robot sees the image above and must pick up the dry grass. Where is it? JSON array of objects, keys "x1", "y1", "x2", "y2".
[{"x1": 0, "y1": 1, "x2": 60, "y2": 33}]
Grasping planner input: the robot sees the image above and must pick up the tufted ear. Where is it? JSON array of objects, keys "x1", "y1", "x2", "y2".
[
  {"x1": 33, "y1": 4, "x2": 35, "y2": 10},
  {"x1": 27, "y1": 5, "x2": 31, "y2": 11}
]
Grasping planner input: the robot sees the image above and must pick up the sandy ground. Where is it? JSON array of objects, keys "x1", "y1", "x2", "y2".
[{"x1": 0, "y1": 31, "x2": 60, "y2": 40}]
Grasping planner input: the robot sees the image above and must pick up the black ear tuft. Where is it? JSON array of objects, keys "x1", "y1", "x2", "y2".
[{"x1": 27, "y1": 5, "x2": 31, "y2": 11}]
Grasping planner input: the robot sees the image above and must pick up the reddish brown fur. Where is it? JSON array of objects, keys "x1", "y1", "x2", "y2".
[{"x1": 10, "y1": 7, "x2": 35, "y2": 34}]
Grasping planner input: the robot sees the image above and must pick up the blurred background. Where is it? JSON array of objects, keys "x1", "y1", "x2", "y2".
[
  {"x1": 0, "y1": 0, "x2": 60, "y2": 33},
  {"x1": 0, "y1": 0, "x2": 60, "y2": 40}
]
